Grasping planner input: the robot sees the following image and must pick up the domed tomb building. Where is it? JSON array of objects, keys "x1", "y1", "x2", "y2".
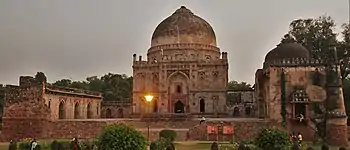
[
  {"x1": 254, "y1": 40, "x2": 348, "y2": 146},
  {"x1": 132, "y1": 6, "x2": 228, "y2": 115}
]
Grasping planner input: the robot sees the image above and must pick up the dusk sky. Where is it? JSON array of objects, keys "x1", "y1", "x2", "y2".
[{"x1": 0, "y1": 0, "x2": 349, "y2": 85}]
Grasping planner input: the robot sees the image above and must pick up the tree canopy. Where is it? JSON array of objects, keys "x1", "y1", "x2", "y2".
[
  {"x1": 52, "y1": 73, "x2": 132, "y2": 102},
  {"x1": 283, "y1": 15, "x2": 350, "y2": 79},
  {"x1": 227, "y1": 80, "x2": 253, "y2": 91}
]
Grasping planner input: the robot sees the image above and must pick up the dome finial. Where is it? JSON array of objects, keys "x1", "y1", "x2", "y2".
[{"x1": 180, "y1": 6, "x2": 186, "y2": 9}]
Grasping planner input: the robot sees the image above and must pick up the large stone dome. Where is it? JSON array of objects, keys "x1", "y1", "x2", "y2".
[
  {"x1": 264, "y1": 42, "x2": 310, "y2": 63},
  {"x1": 151, "y1": 6, "x2": 217, "y2": 47}
]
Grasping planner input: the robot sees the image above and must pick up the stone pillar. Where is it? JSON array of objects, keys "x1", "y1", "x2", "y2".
[
  {"x1": 325, "y1": 90, "x2": 348, "y2": 147},
  {"x1": 324, "y1": 47, "x2": 349, "y2": 147},
  {"x1": 133, "y1": 54, "x2": 136, "y2": 62}
]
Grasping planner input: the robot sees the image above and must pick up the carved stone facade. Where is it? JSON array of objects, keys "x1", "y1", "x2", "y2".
[
  {"x1": 255, "y1": 42, "x2": 348, "y2": 146},
  {"x1": 132, "y1": 6, "x2": 228, "y2": 116},
  {"x1": 226, "y1": 90, "x2": 256, "y2": 117}
]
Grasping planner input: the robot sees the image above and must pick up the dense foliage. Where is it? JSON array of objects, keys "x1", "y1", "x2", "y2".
[
  {"x1": 53, "y1": 73, "x2": 132, "y2": 102},
  {"x1": 159, "y1": 129, "x2": 177, "y2": 142},
  {"x1": 150, "y1": 138, "x2": 174, "y2": 150},
  {"x1": 227, "y1": 80, "x2": 253, "y2": 91},
  {"x1": 96, "y1": 123, "x2": 147, "y2": 150},
  {"x1": 255, "y1": 128, "x2": 291, "y2": 150}
]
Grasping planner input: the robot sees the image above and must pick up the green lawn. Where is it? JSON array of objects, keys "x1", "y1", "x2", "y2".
[{"x1": 0, "y1": 140, "x2": 342, "y2": 150}]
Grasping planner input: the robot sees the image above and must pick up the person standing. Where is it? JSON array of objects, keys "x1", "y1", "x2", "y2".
[
  {"x1": 30, "y1": 139, "x2": 38, "y2": 150},
  {"x1": 297, "y1": 132, "x2": 303, "y2": 146}
]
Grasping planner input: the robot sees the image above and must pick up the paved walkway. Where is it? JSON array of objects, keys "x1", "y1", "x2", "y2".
[{"x1": 137, "y1": 128, "x2": 188, "y2": 131}]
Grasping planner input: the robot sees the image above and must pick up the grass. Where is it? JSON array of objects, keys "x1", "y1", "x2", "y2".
[{"x1": 0, "y1": 140, "x2": 343, "y2": 150}]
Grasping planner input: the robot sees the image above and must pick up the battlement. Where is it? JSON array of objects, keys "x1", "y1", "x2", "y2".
[
  {"x1": 19, "y1": 76, "x2": 43, "y2": 87},
  {"x1": 263, "y1": 57, "x2": 326, "y2": 68}
]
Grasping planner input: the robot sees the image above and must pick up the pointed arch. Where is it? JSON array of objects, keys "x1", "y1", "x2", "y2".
[
  {"x1": 117, "y1": 108, "x2": 124, "y2": 118},
  {"x1": 87, "y1": 103, "x2": 92, "y2": 119},
  {"x1": 174, "y1": 100, "x2": 185, "y2": 113},
  {"x1": 106, "y1": 108, "x2": 112, "y2": 118},
  {"x1": 74, "y1": 103, "x2": 80, "y2": 119},
  {"x1": 58, "y1": 101, "x2": 65, "y2": 119}
]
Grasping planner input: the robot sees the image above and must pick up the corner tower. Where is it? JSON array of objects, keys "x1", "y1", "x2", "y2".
[{"x1": 132, "y1": 6, "x2": 228, "y2": 116}]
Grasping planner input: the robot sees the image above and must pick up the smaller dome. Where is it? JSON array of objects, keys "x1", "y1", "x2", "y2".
[{"x1": 264, "y1": 42, "x2": 310, "y2": 63}]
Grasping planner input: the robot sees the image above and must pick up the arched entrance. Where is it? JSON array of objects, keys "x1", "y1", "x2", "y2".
[
  {"x1": 87, "y1": 103, "x2": 92, "y2": 119},
  {"x1": 199, "y1": 99, "x2": 205, "y2": 113},
  {"x1": 153, "y1": 98, "x2": 158, "y2": 113},
  {"x1": 174, "y1": 100, "x2": 185, "y2": 113},
  {"x1": 245, "y1": 106, "x2": 251, "y2": 117},
  {"x1": 74, "y1": 103, "x2": 80, "y2": 119},
  {"x1": 58, "y1": 101, "x2": 65, "y2": 119},
  {"x1": 117, "y1": 108, "x2": 124, "y2": 118},
  {"x1": 233, "y1": 107, "x2": 240, "y2": 117},
  {"x1": 106, "y1": 108, "x2": 112, "y2": 118}
]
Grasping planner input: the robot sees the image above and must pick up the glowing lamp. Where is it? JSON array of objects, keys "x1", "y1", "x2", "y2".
[{"x1": 144, "y1": 95, "x2": 154, "y2": 102}]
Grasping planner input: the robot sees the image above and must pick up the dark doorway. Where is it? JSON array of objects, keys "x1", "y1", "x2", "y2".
[
  {"x1": 245, "y1": 107, "x2": 251, "y2": 116},
  {"x1": 233, "y1": 107, "x2": 240, "y2": 117},
  {"x1": 58, "y1": 101, "x2": 65, "y2": 119},
  {"x1": 87, "y1": 103, "x2": 92, "y2": 119},
  {"x1": 153, "y1": 99, "x2": 158, "y2": 113},
  {"x1": 174, "y1": 100, "x2": 185, "y2": 113},
  {"x1": 294, "y1": 103, "x2": 306, "y2": 118},
  {"x1": 176, "y1": 85, "x2": 182, "y2": 93},
  {"x1": 106, "y1": 108, "x2": 112, "y2": 118},
  {"x1": 74, "y1": 103, "x2": 80, "y2": 119},
  {"x1": 199, "y1": 99, "x2": 205, "y2": 113},
  {"x1": 117, "y1": 108, "x2": 123, "y2": 118}
]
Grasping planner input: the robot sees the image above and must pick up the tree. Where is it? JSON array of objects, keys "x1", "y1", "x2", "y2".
[
  {"x1": 285, "y1": 15, "x2": 349, "y2": 78},
  {"x1": 228, "y1": 80, "x2": 253, "y2": 91},
  {"x1": 96, "y1": 123, "x2": 147, "y2": 150},
  {"x1": 52, "y1": 73, "x2": 133, "y2": 102},
  {"x1": 53, "y1": 79, "x2": 72, "y2": 87}
]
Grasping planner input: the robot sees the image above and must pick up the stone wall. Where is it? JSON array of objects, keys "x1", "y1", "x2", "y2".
[
  {"x1": 101, "y1": 102, "x2": 132, "y2": 118},
  {"x1": 1, "y1": 119, "x2": 274, "y2": 142},
  {"x1": 1, "y1": 84, "x2": 50, "y2": 141}
]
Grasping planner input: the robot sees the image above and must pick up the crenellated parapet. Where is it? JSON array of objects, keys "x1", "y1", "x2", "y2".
[{"x1": 263, "y1": 57, "x2": 326, "y2": 68}]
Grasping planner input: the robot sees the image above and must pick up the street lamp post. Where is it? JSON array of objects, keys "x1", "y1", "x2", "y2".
[{"x1": 144, "y1": 94, "x2": 153, "y2": 144}]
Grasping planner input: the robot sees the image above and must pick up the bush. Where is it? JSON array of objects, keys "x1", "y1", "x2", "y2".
[
  {"x1": 18, "y1": 141, "x2": 31, "y2": 150},
  {"x1": 159, "y1": 129, "x2": 177, "y2": 142},
  {"x1": 238, "y1": 143, "x2": 248, "y2": 150},
  {"x1": 50, "y1": 140, "x2": 73, "y2": 150},
  {"x1": 80, "y1": 141, "x2": 93, "y2": 150},
  {"x1": 96, "y1": 123, "x2": 147, "y2": 150},
  {"x1": 149, "y1": 138, "x2": 173, "y2": 150},
  {"x1": 254, "y1": 128, "x2": 291, "y2": 150},
  {"x1": 51, "y1": 141, "x2": 59, "y2": 150},
  {"x1": 321, "y1": 144, "x2": 329, "y2": 150},
  {"x1": 8, "y1": 141, "x2": 17, "y2": 150},
  {"x1": 306, "y1": 147, "x2": 315, "y2": 150},
  {"x1": 211, "y1": 142, "x2": 219, "y2": 150}
]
